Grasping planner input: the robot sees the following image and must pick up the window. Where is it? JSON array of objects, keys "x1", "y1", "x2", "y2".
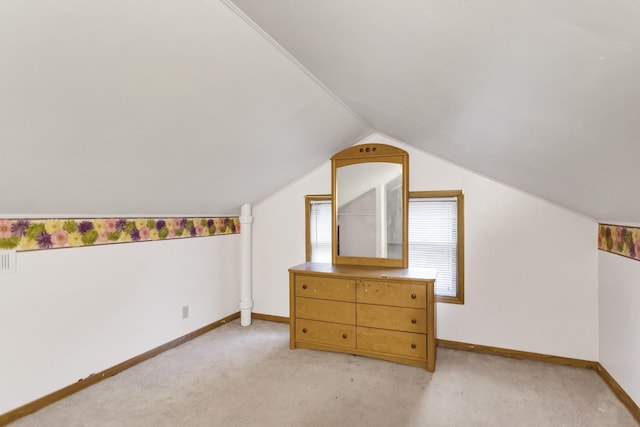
[
  {"x1": 305, "y1": 191, "x2": 464, "y2": 304},
  {"x1": 409, "y1": 191, "x2": 464, "y2": 304},
  {"x1": 305, "y1": 195, "x2": 332, "y2": 263}
]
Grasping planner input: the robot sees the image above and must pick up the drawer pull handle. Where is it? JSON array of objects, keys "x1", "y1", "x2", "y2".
[
  {"x1": 342, "y1": 334, "x2": 348, "y2": 339},
  {"x1": 411, "y1": 293, "x2": 417, "y2": 300},
  {"x1": 411, "y1": 319, "x2": 417, "y2": 324},
  {"x1": 302, "y1": 328, "x2": 307, "y2": 333},
  {"x1": 302, "y1": 284, "x2": 308, "y2": 290},
  {"x1": 411, "y1": 343, "x2": 417, "y2": 349}
]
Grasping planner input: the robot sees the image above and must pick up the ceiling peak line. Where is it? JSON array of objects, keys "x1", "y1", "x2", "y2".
[{"x1": 221, "y1": 0, "x2": 374, "y2": 131}]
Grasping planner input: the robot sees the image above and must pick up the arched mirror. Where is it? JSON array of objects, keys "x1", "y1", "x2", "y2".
[{"x1": 331, "y1": 143, "x2": 408, "y2": 267}]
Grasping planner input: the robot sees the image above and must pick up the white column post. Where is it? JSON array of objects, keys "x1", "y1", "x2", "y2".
[{"x1": 239, "y1": 203, "x2": 254, "y2": 326}]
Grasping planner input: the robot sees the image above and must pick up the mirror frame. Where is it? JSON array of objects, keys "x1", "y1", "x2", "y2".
[{"x1": 331, "y1": 143, "x2": 409, "y2": 268}]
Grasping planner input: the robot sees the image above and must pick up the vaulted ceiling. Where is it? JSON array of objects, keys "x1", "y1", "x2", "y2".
[
  {"x1": 0, "y1": 0, "x2": 369, "y2": 216},
  {"x1": 1, "y1": 1, "x2": 638, "y2": 223},
  {"x1": 230, "y1": 0, "x2": 640, "y2": 224}
]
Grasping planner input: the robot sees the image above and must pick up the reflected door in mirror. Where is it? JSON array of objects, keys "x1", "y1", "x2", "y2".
[{"x1": 336, "y1": 162, "x2": 403, "y2": 259}]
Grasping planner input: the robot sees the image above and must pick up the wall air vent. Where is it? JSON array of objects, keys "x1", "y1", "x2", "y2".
[{"x1": 0, "y1": 250, "x2": 17, "y2": 273}]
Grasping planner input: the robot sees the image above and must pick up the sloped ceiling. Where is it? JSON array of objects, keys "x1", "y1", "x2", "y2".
[
  {"x1": 2, "y1": 1, "x2": 638, "y2": 223},
  {"x1": 0, "y1": 0, "x2": 369, "y2": 215},
  {"x1": 231, "y1": 0, "x2": 640, "y2": 224}
]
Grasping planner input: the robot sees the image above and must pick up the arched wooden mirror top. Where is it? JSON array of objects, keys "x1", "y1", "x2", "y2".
[{"x1": 331, "y1": 143, "x2": 408, "y2": 268}]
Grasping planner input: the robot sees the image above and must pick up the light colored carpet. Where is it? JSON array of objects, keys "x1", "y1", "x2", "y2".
[{"x1": 9, "y1": 319, "x2": 637, "y2": 426}]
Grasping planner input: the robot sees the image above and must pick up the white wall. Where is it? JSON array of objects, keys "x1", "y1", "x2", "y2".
[
  {"x1": 252, "y1": 133, "x2": 599, "y2": 360},
  {"x1": 0, "y1": 234, "x2": 241, "y2": 414},
  {"x1": 252, "y1": 163, "x2": 330, "y2": 319},
  {"x1": 599, "y1": 250, "x2": 640, "y2": 406}
]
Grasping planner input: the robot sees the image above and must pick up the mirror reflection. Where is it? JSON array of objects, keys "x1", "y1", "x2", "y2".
[{"x1": 336, "y1": 162, "x2": 403, "y2": 259}]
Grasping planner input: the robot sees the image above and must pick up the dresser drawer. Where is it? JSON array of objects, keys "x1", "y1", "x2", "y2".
[
  {"x1": 357, "y1": 304, "x2": 427, "y2": 334},
  {"x1": 296, "y1": 319, "x2": 356, "y2": 348},
  {"x1": 296, "y1": 297, "x2": 355, "y2": 324},
  {"x1": 357, "y1": 280, "x2": 426, "y2": 308},
  {"x1": 295, "y1": 275, "x2": 356, "y2": 302},
  {"x1": 357, "y1": 327, "x2": 426, "y2": 358}
]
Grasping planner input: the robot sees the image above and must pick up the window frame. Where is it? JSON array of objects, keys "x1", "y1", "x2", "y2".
[
  {"x1": 409, "y1": 190, "x2": 464, "y2": 305},
  {"x1": 305, "y1": 195, "x2": 332, "y2": 262},
  {"x1": 304, "y1": 190, "x2": 464, "y2": 304}
]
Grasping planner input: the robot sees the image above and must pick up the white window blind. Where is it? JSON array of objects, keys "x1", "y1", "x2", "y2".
[
  {"x1": 309, "y1": 200, "x2": 332, "y2": 263},
  {"x1": 408, "y1": 197, "x2": 458, "y2": 297}
]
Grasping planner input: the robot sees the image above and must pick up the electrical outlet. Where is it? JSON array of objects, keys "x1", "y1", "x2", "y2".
[{"x1": 182, "y1": 305, "x2": 189, "y2": 319}]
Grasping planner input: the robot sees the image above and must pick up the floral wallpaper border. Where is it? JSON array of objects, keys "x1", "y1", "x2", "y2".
[
  {"x1": 0, "y1": 217, "x2": 240, "y2": 252},
  {"x1": 598, "y1": 223, "x2": 640, "y2": 262}
]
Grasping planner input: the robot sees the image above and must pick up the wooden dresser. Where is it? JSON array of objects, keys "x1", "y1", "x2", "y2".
[{"x1": 289, "y1": 262, "x2": 437, "y2": 371}]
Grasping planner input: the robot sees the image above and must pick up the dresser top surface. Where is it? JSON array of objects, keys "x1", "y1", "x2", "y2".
[{"x1": 289, "y1": 262, "x2": 437, "y2": 282}]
